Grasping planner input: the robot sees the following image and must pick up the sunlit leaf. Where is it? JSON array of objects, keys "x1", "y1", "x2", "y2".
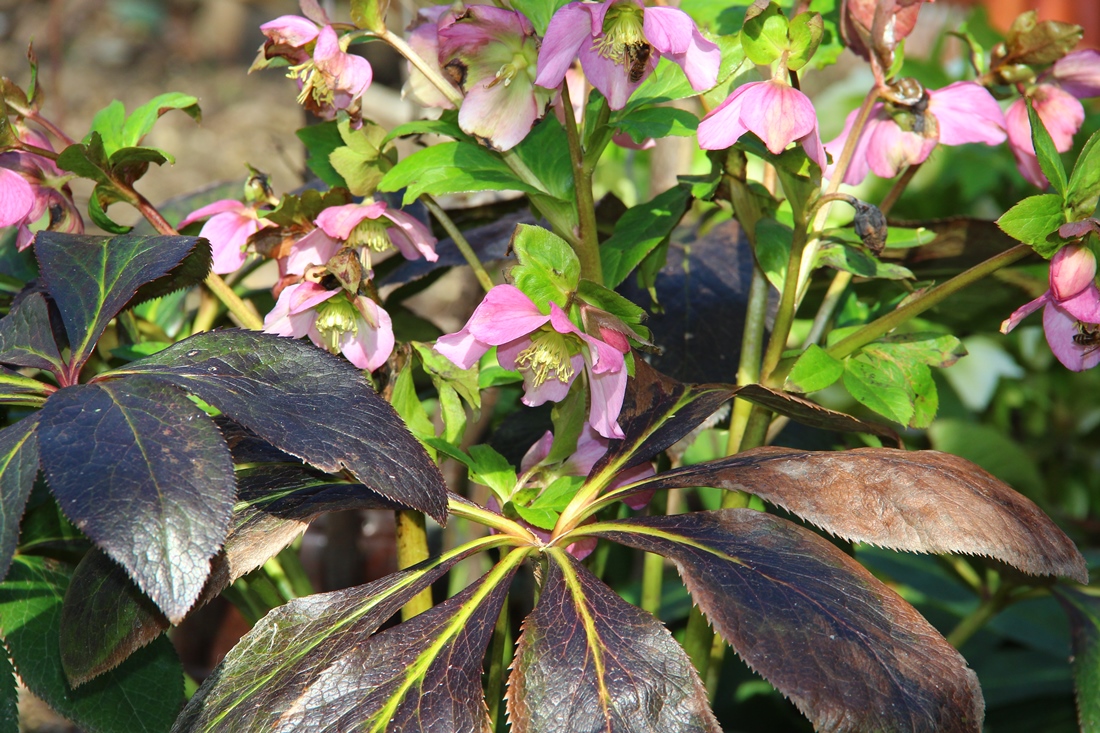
[
  {"x1": 600, "y1": 185, "x2": 691, "y2": 288},
  {"x1": 623, "y1": 447, "x2": 1087, "y2": 582},
  {"x1": 38, "y1": 377, "x2": 235, "y2": 622},
  {"x1": 508, "y1": 549, "x2": 719, "y2": 733},
  {"x1": 586, "y1": 510, "x2": 985, "y2": 733},
  {"x1": 0, "y1": 556, "x2": 182, "y2": 733},
  {"x1": 0, "y1": 416, "x2": 39, "y2": 582},
  {"x1": 60, "y1": 461, "x2": 405, "y2": 685},
  {"x1": 173, "y1": 542, "x2": 523, "y2": 732},
  {"x1": 109, "y1": 329, "x2": 448, "y2": 523}
]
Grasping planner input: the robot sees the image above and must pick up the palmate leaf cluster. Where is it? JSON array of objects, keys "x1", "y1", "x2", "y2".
[{"x1": 0, "y1": 228, "x2": 1088, "y2": 731}]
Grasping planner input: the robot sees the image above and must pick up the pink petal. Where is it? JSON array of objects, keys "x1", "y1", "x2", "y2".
[
  {"x1": 579, "y1": 42, "x2": 645, "y2": 110},
  {"x1": 465, "y1": 284, "x2": 552, "y2": 344},
  {"x1": 1044, "y1": 302, "x2": 1100, "y2": 371},
  {"x1": 824, "y1": 104, "x2": 882, "y2": 185},
  {"x1": 285, "y1": 227, "x2": 341, "y2": 276},
  {"x1": 697, "y1": 83, "x2": 751, "y2": 150},
  {"x1": 586, "y1": 356, "x2": 626, "y2": 439},
  {"x1": 1050, "y1": 244, "x2": 1097, "y2": 301},
  {"x1": 865, "y1": 116, "x2": 932, "y2": 178},
  {"x1": 315, "y1": 201, "x2": 387, "y2": 240},
  {"x1": 1000, "y1": 292, "x2": 1050, "y2": 333},
  {"x1": 520, "y1": 430, "x2": 555, "y2": 473},
  {"x1": 287, "y1": 280, "x2": 339, "y2": 315},
  {"x1": 435, "y1": 328, "x2": 490, "y2": 369},
  {"x1": 738, "y1": 81, "x2": 819, "y2": 157},
  {"x1": 383, "y1": 208, "x2": 438, "y2": 261},
  {"x1": 929, "y1": 81, "x2": 1006, "y2": 146},
  {"x1": 260, "y1": 15, "x2": 321, "y2": 48},
  {"x1": 519, "y1": 353, "x2": 583, "y2": 406},
  {"x1": 1059, "y1": 283, "x2": 1100, "y2": 323},
  {"x1": 1060, "y1": 220, "x2": 1100, "y2": 239},
  {"x1": 1053, "y1": 49, "x2": 1100, "y2": 99},
  {"x1": 537, "y1": 5, "x2": 592, "y2": 89},
  {"x1": 1034, "y1": 85, "x2": 1085, "y2": 152},
  {"x1": 199, "y1": 211, "x2": 266, "y2": 275},
  {"x1": 613, "y1": 132, "x2": 656, "y2": 150},
  {"x1": 458, "y1": 71, "x2": 543, "y2": 151},
  {"x1": 1011, "y1": 145, "x2": 1048, "y2": 189},
  {"x1": 178, "y1": 199, "x2": 250, "y2": 229},
  {"x1": 314, "y1": 26, "x2": 372, "y2": 99},
  {"x1": 264, "y1": 282, "x2": 333, "y2": 338},
  {"x1": 643, "y1": 6, "x2": 696, "y2": 54},
  {"x1": 661, "y1": 25, "x2": 721, "y2": 92},
  {"x1": 404, "y1": 8, "x2": 458, "y2": 109},
  {"x1": 339, "y1": 297, "x2": 394, "y2": 371},
  {"x1": 0, "y1": 168, "x2": 35, "y2": 228}
]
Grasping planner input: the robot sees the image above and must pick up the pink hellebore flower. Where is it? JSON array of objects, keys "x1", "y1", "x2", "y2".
[
  {"x1": 1005, "y1": 50, "x2": 1100, "y2": 188},
  {"x1": 179, "y1": 200, "x2": 274, "y2": 275},
  {"x1": 316, "y1": 201, "x2": 439, "y2": 262},
  {"x1": 435, "y1": 284, "x2": 628, "y2": 439},
  {"x1": 698, "y1": 80, "x2": 825, "y2": 167},
  {"x1": 264, "y1": 280, "x2": 395, "y2": 371},
  {"x1": 0, "y1": 129, "x2": 84, "y2": 250},
  {"x1": 825, "y1": 81, "x2": 1006, "y2": 185},
  {"x1": 535, "y1": 0, "x2": 720, "y2": 110},
  {"x1": 436, "y1": 6, "x2": 553, "y2": 151},
  {"x1": 403, "y1": 6, "x2": 460, "y2": 110},
  {"x1": 1001, "y1": 244, "x2": 1100, "y2": 371}
]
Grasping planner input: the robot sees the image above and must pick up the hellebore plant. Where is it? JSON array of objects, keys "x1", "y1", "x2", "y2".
[
  {"x1": 7, "y1": 2, "x2": 1100, "y2": 733},
  {"x1": 535, "y1": 0, "x2": 720, "y2": 110}
]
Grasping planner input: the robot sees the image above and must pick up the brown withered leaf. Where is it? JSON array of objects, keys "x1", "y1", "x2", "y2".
[
  {"x1": 626, "y1": 447, "x2": 1087, "y2": 583},
  {"x1": 60, "y1": 462, "x2": 405, "y2": 686},
  {"x1": 507, "y1": 550, "x2": 720, "y2": 733},
  {"x1": 588, "y1": 510, "x2": 985, "y2": 733},
  {"x1": 736, "y1": 383, "x2": 902, "y2": 446}
]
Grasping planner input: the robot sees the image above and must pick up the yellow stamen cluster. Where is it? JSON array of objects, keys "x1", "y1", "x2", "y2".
[
  {"x1": 349, "y1": 217, "x2": 392, "y2": 252},
  {"x1": 595, "y1": 2, "x2": 647, "y2": 63},
  {"x1": 314, "y1": 297, "x2": 359, "y2": 353},
  {"x1": 514, "y1": 330, "x2": 576, "y2": 387},
  {"x1": 489, "y1": 53, "x2": 529, "y2": 89},
  {"x1": 289, "y1": 61, "x2": 335, "y2": 108}
]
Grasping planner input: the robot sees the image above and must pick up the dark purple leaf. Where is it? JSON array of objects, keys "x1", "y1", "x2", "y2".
[
  {"x1": 110, "y1": 329, "x2": 448, "y2": 523},
  {"x1": 37, "y1": 377, "x2": 235, "y2": 622},
  {"x1": 173, "y1": 543, "x2": 524, "y2": 732},
  {"x1": 60, "y1": 462, "x2": 405, "y2": 685},
  {"x1": 34, "y1": 232, "x2": 206, "y2": 372},
  {"x1": 508, "y1": 549, "x2": 719, "y2": 733},
  {"x1": 0, "y1": 416, "x2": 38, "y2": 581},
  {"x1": 625, "y1": 447, "x2": 1087, "y2": 583},
  {"x1": 593, "y1": 359, "x2": 735, "y2": 478},
  {"x1": 0, "y1": 292, "x2": 64, "y2": 374},
  {"x1": 735, "y1": 383, "x2": 902, "y2": 447},
  {"x1": 587, "y1": 510, "x2": 985, "y2": 733}
]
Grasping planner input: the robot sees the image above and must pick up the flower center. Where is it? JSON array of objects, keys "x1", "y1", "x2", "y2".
[
  {"x1": 489, "y1": 53, "x2": 529, "y2": 89},
  {"x1": 289, "y1": 60, "x2": 334, "y2": 108},
  {"x1": 596, "y1": 2, "x2": 649, "y2": 65},
  {"x1": 514, "y1": 330, "x2": 576, "y2": 387},
  {"x1": 348, "y1": 217, "x2": 392, "y2": 251},
  {"x1": 314, "y1": 296, "x2": 358, "y2": 353}
]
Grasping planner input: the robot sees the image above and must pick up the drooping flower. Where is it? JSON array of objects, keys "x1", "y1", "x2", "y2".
[
  {"x1": 316, "y1": 201, "x2": 438, "y2": 262},
  {"x1": 1005, "y1": 50, "x2": 1100, "y2": 188},
  {"x1": 179, "y1": 200, "x2": 275, "y2": 275},
  {"x1": 403, "y1": 5, "x2": 460, "y2": 109},
  {"x1": 825, "y1": 81, "x2": 1006, "y2": 185},
  {"x1": 436, "y1": 6, "x2": 553, "y2": 150},
  {"x1": 0, "y1": 128, "x2": 83, "y2": 250},
  {"x1": 264, "y1": 280, "x2": 395, "y2": 371},
  {"x1": 697, "y1": 79, "x2": 825, "y2": 166},
  {"x1": 1001, "y1": 244, "x2": 1100, "y2": 371},
  {"x1": 535, "y1": 0, "x2": 720, "y2": 111},
  {"x1": 435, "y1": 284, "x2": 628, "y2": 439},
  {"x1": 255, "y1": 5, "x2": 373, "y2": 122}
]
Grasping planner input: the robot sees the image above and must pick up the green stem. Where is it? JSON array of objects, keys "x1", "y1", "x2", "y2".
[
  {"x1": 486, "y1": 586, "x2": 512, "y2": 731},
  {"x1": 879, "y1": 161, "x2": 921, "y2": 216},
  {"x1": 683, "y1": 608, "x2": 713, "y2": 675},
  {"x1": 560, "y1": 81, "x2": 603, "y2": 284},
  {"x1": 448, "y1": 495, "x2": 539, "y2": 543},
  {"x1": 421, "y1": 195, "x2": 494, "y2": 292},
  {"x1": 725, "y1": 263, "x2": 769, "y2": 456},
  {"x1": 639, "y1": 491, "x2": 669, "y2": 615},
  {"x1": 760, "y1": 223, "x2": 809, "y2": 381},
  {"x1": 946, "y1": 584, "x2": 1014, "y2": 648},
  {"x1": 582, "y1": 99, "x2": 612, "y2": 175},
  {"x1": 396, "y1": 509, "x2": 433, "y2": 620}
]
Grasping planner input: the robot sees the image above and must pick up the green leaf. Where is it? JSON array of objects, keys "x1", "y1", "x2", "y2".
[
  {"x1": 508, "y1": 550, "x2": 719, "y2": 733},
  {"x1": 111, "y1": 329, "x2": 449, "y2": 524},
  {"x1": 600, "y1": 185, "x2": 691, "y2": 288},
  {"x1": 0, "y1": 556, "x2": 183, "y2": 733},
  {"x1": 614, "y1": 106, "x2": 699, "y2": 145},
  {"x1": 740, "y1": 2, "x2": 789, "y2": 66},
  {"x1": 173, "y1": 545, "x2": 523, "y2": 731},
  {"x1": 529, "y1": 474, "x2": 584, "y2": 512},
  {"x1": 587, "y1": 510, "x2": 986, "y2": 732},
  {"x1": 59, "y1": 462, "x2": 406, "y2": 685},
  {"x1": 467, "y1": 444, "x2": 519, "y2": 498},
  {"x1": 0, "y1": 292, "x2": 65, "y2": 373},
  {"x1": 787, "y1": 11, "x2": 824, "y2": 70},
  {"x1": 390, "y1": 360, "x2": 436, "y2": 442},
  {"x1": 625, "y1": 59, "x2": 696, "y2": 112},
  {"x1": 349, "y1": 0, "x2": 387, "y2": 33},
  {"x1": 295, "y1": 121, "x2": 348, "y2": 190},
  {"x1": 733, "y1": 383, "x2": 901, "y2": 446},
  {"x1": 413, "y1": 341, "x2": 481, "y2": 412},
  {"x1": 87, "y1": 101, "x2": 127, "y2": 156},
  {"x1": 38, "y1": 377, "x2": 235, "y2": 622},
  {"x1": 786, "y1": 343, "x2": 844, "y2": 393},
  {"x1": 510, "y1": 224, "x2": 580, "y2": 309},
  {"x1": 120, "y1": 93, "x2": 200, "y2": 152},
  {"x1": 383, "y1": 114, "x2": 467, "y2": 144},
  {"x1": 1053, "y1": 586, "x2": 1100, "y2": 732},
  {"x1": 0, "y1": 417, "x2": 39, "y2": 583},
  {"x1": 34, "y1": 231, "x2": 207, "y2": 372},
  {"x1": 378, "y1": 141, "x2": 539, "y2": 205},
  {"x1": 1026, "y1": 97, "x2": 1067, "y2": 198},
  {"x1": 843, "y1": 353, "x2": 916, "y2": 426},
  {"x1": 330, "y1": 119, "x2": 393, "y2": 196},
  {"x1": 858, "y1": 335, "x2": 959, "y2": 429},
  {"x1": 0, "y1": 647, "x2": 15, "y2": 733},
  {"x1": 755, "y1": 217, "x2": 793, "y2": 291},
  {"x1": 624, "y1": 447, "x2": 1086, "y2": 583},
  {"x1": 512, "y1": 504, "x2": 558, "y2": 530},
  {"x1": 996, "y1": 193, "x2": 1066, "y2": 257},
  {"x1": 508, "y1": 0, "x2": 570, "y2": 35},
  {"x1": 1068, "y1": 128, "x2": 1100, "y2": 218},
  {"x1": 56, "y1": 132, "x2": 113, "y2": 186},
  {"x1": 512, "y1": 117, "x2": 575, "y2": 203},
  {"x1": 815, "y1": 240, "x2": 914, "y2": 280}
]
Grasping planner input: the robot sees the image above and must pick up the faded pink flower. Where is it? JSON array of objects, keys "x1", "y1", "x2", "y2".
[
  {"x1": 179, "y1": 200, "x2": 274, "y2": 275},
  {"x1": 698, "y1": 79, "x2": 825, "y2": 166},
  {"x1": 435, "y1": 284, "x2": 628, "y2": 439},
  {"x1": 264, "y1": 280, "x2": 395, "y2": 371},
  {"x1": 825, "y1": 81, "x2": 1006, "y2": 185},
  {"x1": 1001, "y1": 244, "x2": 1100, "y2": 371},
  {"x1": 0, "y1": 128, "x2": 83, "y2": 250},
  {"x1": 402, "y1": 5, "x2": 459, "y2": 109},
  {"x1": 535, "y1": 0, "x2": 720, "y2": 110},
  {"x1": 436, "y1": 6, "x2": 552, "y2": 150}
]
